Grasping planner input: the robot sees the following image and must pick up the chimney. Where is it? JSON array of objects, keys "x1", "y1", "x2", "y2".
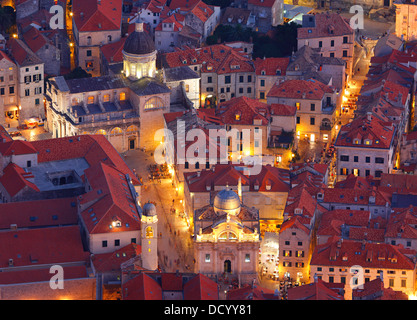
[{"x1": 366, "y1": 112, "x2": 372, "y2": 121}]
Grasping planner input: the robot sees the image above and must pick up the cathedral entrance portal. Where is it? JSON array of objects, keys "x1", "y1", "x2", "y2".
[
  {"x1": 224, "y1": 260, "x2": 231, "y2": 273},
  {"x1": 129, "y1": 138, "x2": 136, "y2": 150}
]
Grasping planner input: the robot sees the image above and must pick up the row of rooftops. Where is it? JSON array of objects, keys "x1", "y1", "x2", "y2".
[{"x1": 335, "y1": 42, "x2": 417, "y2": 149}]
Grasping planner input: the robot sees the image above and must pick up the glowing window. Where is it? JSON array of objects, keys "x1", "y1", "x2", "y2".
[
  {"x1": 103, "y1": 94, "x2": 110, "y2": 102},
  {"x1": 119, "y1": 92, "x2": 126, "y2": 101},
  {"x1": 87, "y1": 96, "x2": 94, "y2": 104},
  {"x1": 144, "y1": 97, "x2": 164, "y2": 110},
  {"x1": 96, "y1": 129, "x2": 107, "y2": 135},
  {"x1": 145, "y1": 226, "x2": 153, "y2": 238},
  {"x1": 127, "y1": 125, "x2": 138, "y2": 133},
  {"x1": 235, "y1": 113, "x2": 241, "y2": 121},
  {"x1": 110, "y1": 127, "x2": 122, "y2": 135}
]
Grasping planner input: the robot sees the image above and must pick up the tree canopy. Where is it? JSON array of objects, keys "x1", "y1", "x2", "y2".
[{"x1": 206, "y1": 22, "x2": 301, "y2": 58}]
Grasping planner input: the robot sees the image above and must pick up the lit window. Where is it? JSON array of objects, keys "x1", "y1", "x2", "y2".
[
  {"x1": 119, "y1": 92, "x2": 126, "y2": 101},
  {"x1": 144, "y1": 97, "x2": 164, "y2": 110},
  {"x1": 127, "y1": 125, "x2": 138, "y2": 132},
  {"x1": 103, "y1": 94, "x2": 110, "y2": 102},
  {"x1": 235, "y1": 113, "x2": 241, "y2": 121},
  {"x1": 87, "y1": 96, "x2": 94, "y2": 104},
  {"x1": 110, "y1": 127, "x2": 122, "y2": 135},
  {"x1": 96, "y1": 129, "x2": 107, "y2": 135},
  {"x1": 145, "y1": 226, "x2": 153, "y2": 238}
]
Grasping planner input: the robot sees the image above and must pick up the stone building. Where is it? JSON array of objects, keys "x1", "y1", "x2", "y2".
[
  {"x1": 395, "y1": 0, "x2": 417, "y2": 42},
  {"x1": 297, "y1": 13, "x2": 354, "y2": 84},
  {"x1": 45, "y1": 23, "x2": 171, "y2": 153},
  {"x1": 72, "y1": 0, "x2": 123, "y2": 77},
  {"x1": 193, "y1": 188, "x2": 261, "y2": 286},
  {"x1": 267, "y1": 78, "x2": 341, "y2": 143},
  {"x1": 161, "y1": 43, "x2": 256, "y2": 107},
  {"x1": 0, "y1": 51, "x2": 18, "y2": 126},
  {"x1": 6, "y1": 38, "x2": 45, "y2": 123},
  {"x1": 334, "y1": 113, "x2": 396, "y2": 181}
]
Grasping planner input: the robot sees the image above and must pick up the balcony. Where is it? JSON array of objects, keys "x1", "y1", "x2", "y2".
[
  {"x1": 320, "y1": 124, "x2": 332, "y2": 131},
  {"x1": 321, "y1": 103, "x2": 336, "y2": 114}
]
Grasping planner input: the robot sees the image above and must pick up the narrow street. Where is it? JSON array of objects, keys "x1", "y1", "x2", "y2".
[{"x1": 123, "y1": 149, "x2": 195, "y2": 274}]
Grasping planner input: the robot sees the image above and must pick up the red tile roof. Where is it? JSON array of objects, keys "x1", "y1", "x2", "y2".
[
  {"x1": 216, "y1": 96, "x2": 270, "y2": 126},
  {"x1": 100, "y1": 37, "x2": 126, "y2": 63},
  {"x1": 6, "y1": 38, "x2": 43, "y2": 66},
  {"x1": 269, "y1": 103, "x2": 296, "y2": 116},
  {"x1": 335, "y1": 114, "x2": 395, "y2": 149},
  {"x1": 226, "y1": 284, "x2": 279, "y2": 300},
  {"x1": 184, "y1": 163, "x2": 291, "y2": 193},
  {"x1": 267, "y1": 78, "x2": 334, "y2": 100},
  {"x1": 79, "y1": 162, "x2": 142, "y2": 234},
  {"x1": 317, "y1": 209, "x2": 370, "y2": 237},
  {"x1": 155, "y1": 13, "x2": 185, "y2": 32},
  {"x1": 92, "y1": 243, "x2": 141, "y2": 272},
  {"x1": 22, "y1": 26, "x2": 48, "y2": 53},
  {"x1": 0, "y1": 139, "x2": 37, "y2": 156},
  {"x1": 280, "y1": 215, "x2": 311, "y2": 235},
  {"x1": 0, "y1": 225, "x2": 89, "y2": 269},
  {"x1": 0, "y1": 197, "x2": 78, "y2": 229},
  {"x1": 162, "y1": 44, "x2": 254, "y2": 74},
  {"x1": 122, "y1": 272, "x2": 163, "y2": 300},
  {"x1": 321, "y1": 187, "x2": 390, "y2": 206},
  {"x1": 311, "y1": 238, "x2": 415, "y2": 270},
  {"x1": 0, "y1": 265, "x2": 88, "y2": 285},
  {"x1": 287, "y1": 278, "x2": 344, "y2": 300},
  {"x1": 254, "y1": 57, "x2": 290, "y2": 76},
  {"x1": 122, "y1": 272, "x2": 219, "y2": 300},
  {"x1": 183, "y1": 273, "x2": 219, "y2": 300},
  {"x1": 0, "y1": 163, "x2": 40, "y2": 197},
  {"x1": 31, "y1": 135, "x2": 139, "y2": 185},
  {"x1": 385, "y1": 206, "x2": 417, "y2": 240},
  {"x1": 73, "y1": 0, "x2": 123, "y2": 32},
  {"x1": 297, "y1": 12, "x2": 353, "y2": 39},
  {"x1": 352, "y1": 277, "x2": 408, "y2": 300}
]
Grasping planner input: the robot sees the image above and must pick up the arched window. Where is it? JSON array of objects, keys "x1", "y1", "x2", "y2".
[
  {"x1": 72, "y1": 98, "x2": 79, "y2": 106},
  {"x1": 96, "y1": 129, "x2": 107, "y2": 135},
  {"x1": 127, "y1": 125, "x2": 138, "y2": 133},
  {"x1": 144, "y1": 97, "x2": 164, "y2": 110},
  {"x1": 87, "y1": 36, "x2": 92, "y2": 45},
  {"x1": 145, "y1": 226, "x2": 153, "y2": 238},
  {"x1": 108, "y1": 35, "x2": 112, "y2": 43},
  {"x1": 218, "y1": 231, "x2": 237, "y2": 241},
  {"x1": 110, "y1": 127, "x2": 122, "y2": 135}
]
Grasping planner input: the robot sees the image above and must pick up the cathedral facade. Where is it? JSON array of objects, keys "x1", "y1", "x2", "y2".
[
  {"x1": 193, "y1": 188, "x2": 261, "y2": 286},
  {"x1": 44, "y1": 23, "x2": 171, "y2": 153}
]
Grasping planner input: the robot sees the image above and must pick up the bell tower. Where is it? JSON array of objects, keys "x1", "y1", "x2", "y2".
[{"x1": 141, "y1": 201, "x2": 158, "y2": 271}]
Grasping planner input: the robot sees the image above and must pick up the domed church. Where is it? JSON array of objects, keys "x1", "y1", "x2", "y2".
[
  {"x1": 45, "y1": 22, "x2": 171, "y2": 153},
  {"x1": 193, "y1": 187, "x2": 261, "y2": 286}
]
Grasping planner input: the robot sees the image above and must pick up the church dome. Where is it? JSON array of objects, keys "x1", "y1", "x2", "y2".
[
  {"x1": 123, "y1": 23, "x2": 155, "y2": 55},
  {"x1": 143, "y1": 202, "x2": 157, "y2": 217},
  {"x1": 213, "y1": 189, "x2": 241, "y2": 216}
]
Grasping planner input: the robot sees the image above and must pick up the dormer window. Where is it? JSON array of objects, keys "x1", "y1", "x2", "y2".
[
  {"x1": 294, "y1": 208, "x2": 302, "y2": 215},
  {"x1": 235, "y1": 113, "x2": 241, "y2": 121},
  {"x1": 365, "y1": 139, "x2": 372, "y2": 145},
  {"x1": 276, "y1": 69, "x2": 281, "y2": 75},
  {"x1": 207, "y1": 65, "x2": 213, "y2": 71},
  {"x1": 353, "y1": 139, "x2": 360, "y2": 145},
  {"x1": 261, "y1": 70, "x2": 266, "y2": 75}
]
